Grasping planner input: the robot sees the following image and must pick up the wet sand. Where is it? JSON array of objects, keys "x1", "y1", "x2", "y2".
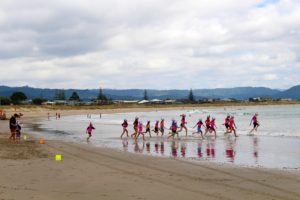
[{"x1": 0, "y1": 108, "x2": 300, "y2": 200}]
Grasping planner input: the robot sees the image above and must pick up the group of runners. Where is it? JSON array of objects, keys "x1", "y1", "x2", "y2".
[{"x1": 120, "y1": 113, "x2": 260, "y2": 140}]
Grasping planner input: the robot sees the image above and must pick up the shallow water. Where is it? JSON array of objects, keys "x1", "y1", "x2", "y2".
[{"x1": 24, "y1": 105, "x2": 300, "y2": 169}]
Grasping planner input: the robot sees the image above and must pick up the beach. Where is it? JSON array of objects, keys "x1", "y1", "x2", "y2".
[{"x1": 1, "y1": 106, "x2": 300, "y2": 200}]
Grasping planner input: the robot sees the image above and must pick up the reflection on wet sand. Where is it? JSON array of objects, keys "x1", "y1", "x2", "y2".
[
  {"x1": 120, "y1": 135, "x2": 262, "y2": 166},
  {"x1": 253, "y1": 136, "x2": 259, "y2": 164},
  {"x1": 225, "y1": 137, "x2": 236, "y2": 163},
  {"x1": 206, "y1": 139, "x2": 216, "y2": 159}
]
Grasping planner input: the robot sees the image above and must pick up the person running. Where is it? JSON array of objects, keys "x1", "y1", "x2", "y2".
[
  {"x1": 136, "y1": 121, "x2": 145, "y2": 141},
  {"x1": 205, "y1": 117, "x2": 217, "y2": 138},
  {"x1": 178, "y1": 114, "x2": 188, "y2": 136},
  {"x1": 193, "y1": 119, "x2": 204, "y2": 138},
  {"x1": 168, "y1": 120, "x2": 179, "y2": 139},
  {"x1": 145, "y1": 121, "x2": 152, "y2": 137},
  {"x1": 204, "y1": 115, "x2": 211, "y2": 136},
  {"x1": 160, "y1": 119, "x2": 165, "y2": 136},
  {"x1": 9, "y1": 114, "x2": 18, "y2": 141},
  {"x1": 120, "y1": 119, "x2": 129, "y2": 138},
  {"x1": 153, "y1": 120, "x2": 159, "y2": 136},
  {"x1": 225, "y1": 116, "x2": 238, "y2": 137},
  {"x1": 86, "y1": 122, "x2": 95, "y2": 142},
  {"x1": 223, "y1": 115, "x2": 230, "y2": 133},
  {"x1": 131, "y1": 117, "x2": 139, "y2": 139},
  {"x1": 249, "y1": 113, "x2": 260, "y2": 134}
]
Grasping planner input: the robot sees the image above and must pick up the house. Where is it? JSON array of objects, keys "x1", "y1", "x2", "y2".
[{"x1": 138, "y1": 100, "x2": 150, "y2": 104}]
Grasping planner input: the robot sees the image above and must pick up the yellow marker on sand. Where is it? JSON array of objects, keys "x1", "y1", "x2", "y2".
[
  {"x1": 55, "y1": 154, "x2": 62, "y2": 161},
  {"x1": 23, "y1": 135, "x2": 27, "y2": 140}
]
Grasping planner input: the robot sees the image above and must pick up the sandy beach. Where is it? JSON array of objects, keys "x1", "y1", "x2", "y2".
[{"x1": 1, "y1": 107, "x2": 300, "y2": 200}]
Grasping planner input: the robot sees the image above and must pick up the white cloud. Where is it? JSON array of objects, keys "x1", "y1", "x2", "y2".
[{"x1": 0, "y1": 0, "x2": 299, "y2": 89}]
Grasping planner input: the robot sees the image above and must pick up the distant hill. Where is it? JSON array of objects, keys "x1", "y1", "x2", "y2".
[
  {"x1": 273, "y1": 85, "x2": 300, "y2": 99},
  {"x1": 0, "y1": 85, "x2": 299, "y2": 101}
]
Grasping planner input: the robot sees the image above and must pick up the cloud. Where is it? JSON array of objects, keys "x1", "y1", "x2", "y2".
[{"x1": 0, "y1": 0, "x2": 299, "y2": 89}]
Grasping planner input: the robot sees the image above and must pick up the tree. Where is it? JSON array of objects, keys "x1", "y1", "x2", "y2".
[
  {"x1": 32, "y1": 98, "x2": 47, "y2": 105},
  {"x1": 0, "y1": 97, "x2": 11, "y2": 105},
  {"x1": 54, "y1": 90, "x2": 66, "y2": 100},
  {"x1": 188, "y1": 88, "x2": 195, "y2": 102},
  {"x1": 143, "y1": 89, "x2": 149, "y2": 100},
  {"x1": 10, "y1": 92, "x2": 27, "y2": 104},
  {"x1": 69, "y1": 91, "x2": 80, "y2": 101},
  {"x1": 97, "y1": 88, "x2": 107, "y2": 101}
]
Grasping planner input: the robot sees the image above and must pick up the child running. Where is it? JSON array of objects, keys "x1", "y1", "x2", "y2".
[
  {"x1": 160, "y1": 119, "x2": 165, "y2": 136},
  {"x1": 178, "y1": 114, "x2": 188, "y2": 136},
  {"x1": 249, "y1": 113, "x2": 260, "y2": 134},
  {"x1": 168, "y1": 120, "x2": 179, "y2": 139},
  {"x1": 204, "y1": 115, "x2": 211, "y2": 136},
  {"x1": 225, "y1": 116, "x2": 238, "y2": 137},
  {"x1": 223, "y1": 115, "x2": 230, "y2": 133},
  {"x1": 209, "y1": 118, "x2": 217, "y2": 138},
  {"x1": 192, "y1": 119, "x2": 204, "y2": 138},
  {"x1": 86, "y1": 122, "x2": 95, "y2": 142},
  {"x1": 136, "y1": 121, "x2": 145, "y2": 141},
  {"x1": 120, "y1": 119, "x2": 129, "y2": 138},
  {"x1": 131, "y1": 117, "x2": 139, "y2": 139},
  {"x1": 153, "y1": 120, "x2": 159, "y2": 136},
  {"x1": 145, "y1": 121, "x2": 152, "y2": 137}
]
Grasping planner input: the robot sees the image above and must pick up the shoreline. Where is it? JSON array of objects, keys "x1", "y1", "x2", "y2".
[{"x1": 1, "y1": 107, "x2": 300, "y2": 199}]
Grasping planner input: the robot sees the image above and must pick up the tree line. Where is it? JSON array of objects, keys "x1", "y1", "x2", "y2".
[{"x1": 0, "y1": 88, "x2": 110, "y2": 105}]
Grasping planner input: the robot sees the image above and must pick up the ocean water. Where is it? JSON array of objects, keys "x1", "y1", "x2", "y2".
[{"x1": 24, "y1": 105, "x2": 300, "y2": 169}]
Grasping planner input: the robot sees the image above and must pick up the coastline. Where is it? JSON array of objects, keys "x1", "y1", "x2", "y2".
[{"x1": 1, "y1": 107, "x2": 300, "y2": 200}]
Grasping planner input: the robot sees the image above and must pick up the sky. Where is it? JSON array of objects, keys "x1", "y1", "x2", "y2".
[{"x1": 0, "y1": 0, "x2": 299, "y2": 90}]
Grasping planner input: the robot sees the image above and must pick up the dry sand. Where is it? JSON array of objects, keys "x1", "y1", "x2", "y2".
[{"x1": 0, "y1": 107, "x2": 300, "y2": 200}]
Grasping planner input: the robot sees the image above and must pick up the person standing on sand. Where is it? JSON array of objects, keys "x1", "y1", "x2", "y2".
[
  {"x1": 121, "y1": 119, "x2": 129, "y2": 138},
  {"x1": 86, "y1": 122, "x2": 95, "y2": 142},
  {"x1": 9, "y1": 114, "x2": 18, "y2": 141},
  {"x1": 249, "y1": 113, "x2": 260, "y2": 134}
]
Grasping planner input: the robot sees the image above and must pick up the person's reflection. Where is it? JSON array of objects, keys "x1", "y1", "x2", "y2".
[
  {"x1": 146, "y1": 142, "x2": 151, "y2": 153},
  {"x1": 225, "y1": 137, "x2": 236, "y2": 163},
  {"x1": 122, "y1": 139, "x2": 128, "y2": 152},
  {"x1": 181, "y1": 142, "x2": 187, "y2": 157},
  {"x1": 206, "y1": 139, "x2": 216, "y2": 159},
  {"x1": 134, "y1": 140, "x2": 144, "y2": 153},
  {"x1": 171, "y1": 140, "x2": 178, "y2": 157},
  {"x1": 197, "y1": 141, "x2": 203, "y2": 158},
  {"x1": 253, "y1": 136, "x2": 259, "y2": 164},
  {"x1": 160, "y1": 142, "x2": 165, "y2": 155},
  {"x1": 155, "y1": 142, "x2": 159, "y2": 154}
]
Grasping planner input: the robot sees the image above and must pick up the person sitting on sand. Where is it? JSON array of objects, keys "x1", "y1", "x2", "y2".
[
  {"x1": 9, "y1": 114, "x2": 18, "y2": 141},
  {"x1": 131, "y1": 117, "x2": 139, "y2": 139},
  {"x1": 249, "y1": 113, "x2": 260, "y2": 134},
  {"x1": 192, "y1": 119, "x2": 204, "y2": 138},
  {"x1": 145, "y1": 121, "x2": 152, "y2": 138},
  {"x1": 178, "y1": 114, "x2": 188, "y2": 136},
  {"x1": 121, "y1": 119, "x2": 129, "y2": 138},
  {"x1": 86, "y1": 122, "x2": 95, "y2": 142},
  {"x1": 168, "y1": 120, "x2": 179, "y2": 139}
]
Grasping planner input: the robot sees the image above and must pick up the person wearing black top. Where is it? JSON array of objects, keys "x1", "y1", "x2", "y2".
[{"x1": 9, "y1": 114, "x2": 17, "y2": 141}]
